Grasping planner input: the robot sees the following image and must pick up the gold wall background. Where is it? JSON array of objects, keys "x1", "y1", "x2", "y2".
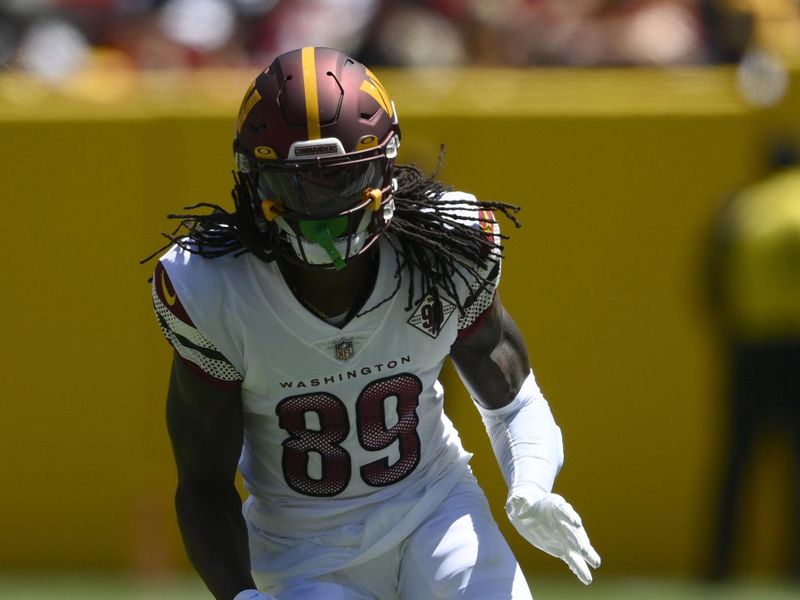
[{"x1": 1, "y1": 67, "x2": 798, "y2": 577}]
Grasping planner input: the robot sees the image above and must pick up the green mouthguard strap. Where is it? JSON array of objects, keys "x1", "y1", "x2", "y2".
[{"x1": 298, "y1": 217, "x2": 348, "y2": 270}]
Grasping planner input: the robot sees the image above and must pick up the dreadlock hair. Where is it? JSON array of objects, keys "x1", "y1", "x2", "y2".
[{"x1": 142, "y1": 153, "x2": 521, "y2": 316}]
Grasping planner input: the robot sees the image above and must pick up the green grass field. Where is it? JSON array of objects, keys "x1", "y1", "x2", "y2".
[{"x1": 0, "y1": 574, "x2": 798, "y2": 599}]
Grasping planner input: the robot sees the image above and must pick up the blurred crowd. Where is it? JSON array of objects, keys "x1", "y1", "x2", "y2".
[{"x1": 0, "y1": 0, "x2": 799, "y2": 80}]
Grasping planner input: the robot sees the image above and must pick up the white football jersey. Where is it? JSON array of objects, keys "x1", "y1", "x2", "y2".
[{"x1": 152, "y1": 192, "x2": 501, "y2": 578}]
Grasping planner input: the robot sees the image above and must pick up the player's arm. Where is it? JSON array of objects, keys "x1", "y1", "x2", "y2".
[
  {"x1": 166, "y1": 352, "x2": 259, "y2": 600},
  {"x1": 450, "y1": 295, "x2": 601, "y2": 584},
  {"x1": 449, "y1": 293, "x2": 530, "y2": 409},
  {"x1": 450, "y1": 294, "x2": 562, "y2": 497}
]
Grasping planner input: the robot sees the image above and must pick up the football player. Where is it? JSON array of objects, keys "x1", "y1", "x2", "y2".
[{"x1": 150, "y1": 46, "x2": 599, "y2": 600}]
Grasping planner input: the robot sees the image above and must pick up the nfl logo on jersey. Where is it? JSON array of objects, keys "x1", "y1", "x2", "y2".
[{"x1": 334, "y1": 339, "x2": 354, "y2": 361}]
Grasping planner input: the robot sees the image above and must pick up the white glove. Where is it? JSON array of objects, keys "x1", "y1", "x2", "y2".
[
  {"x1": 507, "y1": 491, "x2": 601, "y2": 585},
  {"x1": 233, "y1": 590, "x2": 277, "y2": 600}
]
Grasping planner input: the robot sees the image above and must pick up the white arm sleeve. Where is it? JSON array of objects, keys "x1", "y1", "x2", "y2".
[{"x1": 473, "y1": 370, "x2": 564, "y2": 504}]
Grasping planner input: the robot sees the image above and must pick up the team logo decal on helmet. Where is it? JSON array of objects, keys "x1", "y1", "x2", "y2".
[{"x1": 233, "y1": 46, "x2": 401, "y2": 270}]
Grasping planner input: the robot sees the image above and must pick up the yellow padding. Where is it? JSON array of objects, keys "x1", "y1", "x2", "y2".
[
  {"x1": 364, "y1": 187, "x2": 382, "y2": 211},
  {"x1": 261, "y1": 199, "x2": 282, "y2": 221}
]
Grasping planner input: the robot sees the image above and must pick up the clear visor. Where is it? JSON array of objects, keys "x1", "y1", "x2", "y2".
[{"x1": 257, "y1": 158, "x2": 386, "y2": 217}]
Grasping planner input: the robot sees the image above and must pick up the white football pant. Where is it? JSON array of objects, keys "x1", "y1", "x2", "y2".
[{"x1": 259, "y1": 472, "x2": 533, "y2": 599}]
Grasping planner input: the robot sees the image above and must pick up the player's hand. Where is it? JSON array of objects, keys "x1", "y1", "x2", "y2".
[
  {"x1": 506, "y1": 491, "x2": 601, "y2": 584},
  {"x1": 233, "y1": 590, "x2": 277, "y2": 600}
]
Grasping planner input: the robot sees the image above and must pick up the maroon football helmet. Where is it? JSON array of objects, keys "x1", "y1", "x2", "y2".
[{"x1": 234, "y1": 47, "x2": 401, "y2": 269}]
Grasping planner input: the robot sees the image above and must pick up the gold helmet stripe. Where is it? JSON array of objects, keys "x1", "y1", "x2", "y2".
[
  {"x1": 301, "y1": 47, "x2": 322, "y2": 140},
  {"x1": 361, "y1": 68, "x2": 393, "y2": 118},
  {"x1": 236, "y1": 79, "x2": 261, "y2": 134}
]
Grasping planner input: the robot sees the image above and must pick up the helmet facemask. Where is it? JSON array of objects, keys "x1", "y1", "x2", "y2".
[{"x1": 242, "y1": 133, "x2": 399, "y2": 270}]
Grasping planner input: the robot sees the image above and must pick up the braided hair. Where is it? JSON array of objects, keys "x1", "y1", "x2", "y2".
[{"x1": 142, "y1": 157, "x2": 521, "y2": 315}]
